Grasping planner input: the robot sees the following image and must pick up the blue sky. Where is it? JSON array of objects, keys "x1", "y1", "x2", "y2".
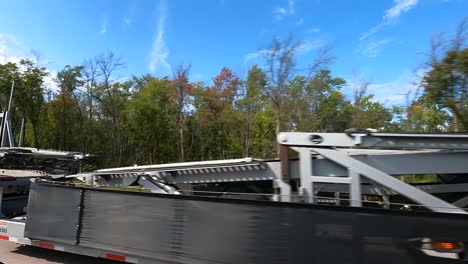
[{"x1": 0, "y1": 0, "x2": 466, "y2": 105}]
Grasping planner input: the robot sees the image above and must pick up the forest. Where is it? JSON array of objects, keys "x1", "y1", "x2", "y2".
[{"x1": 0, "y1": 19, "x2": 466, "y2": 169}]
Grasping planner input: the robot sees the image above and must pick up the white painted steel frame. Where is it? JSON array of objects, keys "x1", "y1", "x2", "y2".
[{"x1": 279, "y1": 132, "x2": 468, "y2": 214}]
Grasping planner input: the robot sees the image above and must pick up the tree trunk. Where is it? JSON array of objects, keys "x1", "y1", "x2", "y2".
[{"x1": 179, "y1": 125, "x2": 184, "y2": 161}]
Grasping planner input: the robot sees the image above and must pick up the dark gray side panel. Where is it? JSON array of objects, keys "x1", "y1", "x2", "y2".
[
  {"x1": 79, "y1": 190, "x2": 175, "y2": 259},
  {"x1": 24, "y1": 183, "x2": 81, "y2": 244},
  {"x1": 79, "y1": 190, "x2": 468, "y2": 264},
  {"x1": 25, "y1": 182, "x2": 468, "y2": 264}
]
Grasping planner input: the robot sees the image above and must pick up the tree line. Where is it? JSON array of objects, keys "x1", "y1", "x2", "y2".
[{"x1": 0, "y1": 20, "x2": 466, "y2": 169}]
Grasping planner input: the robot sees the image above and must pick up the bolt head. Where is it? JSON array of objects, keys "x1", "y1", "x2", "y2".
[{"x1": 279, "y1": 135, "x2": 288, "y2": 142}]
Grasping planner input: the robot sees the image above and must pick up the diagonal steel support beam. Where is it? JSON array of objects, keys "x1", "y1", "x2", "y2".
[
  {"x1": 453, "y1": 196, "x2": 468, "y2": 208},
  {"x1": 0, "y1": 111, "x2": 15, "y2": 148},
  {"x1": 311, "y1": 148, "x2": 467, "y2": 214}
]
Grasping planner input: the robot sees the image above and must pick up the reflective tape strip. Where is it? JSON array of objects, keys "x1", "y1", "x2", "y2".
[
  {"x1": 105, "y1": 253, "x2": 126, "y2": 262},
  {"x1": 39, "y1": 242, "x2": 55, "y2": 250},
  {"x1": 0, "y1": 235, "x2": 30, "y2": 245},
  {"x1": 105, "y1": 253, "x2": 138, "y2": 263},
  {"x1": 37, "y1": 242, "x2": 65, "y2": 251}
]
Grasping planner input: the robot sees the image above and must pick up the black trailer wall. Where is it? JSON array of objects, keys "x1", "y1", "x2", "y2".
[
  {"x1": 25, "y1": 181, "x2": 468, "y2": 264},
  {"x1": 25, "y1": 183, "x2": 81, "y2": 244}
]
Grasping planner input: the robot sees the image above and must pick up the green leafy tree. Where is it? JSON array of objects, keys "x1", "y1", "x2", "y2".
[
  {"x1": 422, "y1": 48, "x2": 468, "y2": 131},
  {"x1": 0, "y1": 60, "x2": 48, "y2": 147},
  {"x1": 290, "y1": 70, "x2": 349, "y2": 132},
  {"x1": 237, "y1": 65, "x2": 268, "y2": 156},
  {"x1": 47, "y1": 65, "x2": 85, "y2": 150},
  {"x1": 193, "y1": 67, "x2": 241, "y2": 159},
  {"x1": 172, "y1": 65, "x2": 193, "y2": 161},
  {"x1": 127, "y1": 77, "x2": 178, "y2": 164},
  {"x1": 391, "y1": 101, "x2": 451, "y2": 132},
  {"x1": 262, "y1": 37, "x2": 302, "y2": 138},
  {"x1": 351, "y1": 94, "x2": 392, "y2": 130}
]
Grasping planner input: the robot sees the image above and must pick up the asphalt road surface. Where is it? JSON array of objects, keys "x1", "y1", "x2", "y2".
[{"x1": 0, "y1": 240, "x2": 119, "y2": 264}]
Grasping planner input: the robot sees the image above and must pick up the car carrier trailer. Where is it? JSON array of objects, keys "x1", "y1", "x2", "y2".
[
  {"x1": 0, "y1": 104, "x2": 91, "y2": 218},
  {"x1": 2, "y1": 131, "x2": 468, "y2": 263},
  {"x1": 0, "y1": 147, "x2": 91, "y2": 217}
]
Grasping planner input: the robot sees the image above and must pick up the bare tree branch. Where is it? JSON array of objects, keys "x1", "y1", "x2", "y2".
[{"x1": 307, "y1": 44, "x2": 335, "y2": 77}]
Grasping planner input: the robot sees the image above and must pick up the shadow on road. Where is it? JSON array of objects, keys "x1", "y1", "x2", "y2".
[{"x1": 9, "y1": 245, "x2": 119, "y2": 264}]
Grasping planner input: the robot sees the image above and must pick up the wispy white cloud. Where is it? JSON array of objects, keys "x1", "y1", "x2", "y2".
[
  {"x1": 360, "y1": 24, "x2": 385, "y2": 41},
  {"x1": 258, "y1": 27, "x2": 271, "y2": 37},
  {"x1": 359, "y1": 39, "x2": 391, "y2": 57},
  {"x1": 100, "y1": 14, "x2": 108, "y2": 34},
  {"x1": 288, "y1": 0, "x2": 295, "y2": 14},
  {"x1": 365, "y1": 69, "x2": 423, "y2": 106},
  {"x1": 123, "y1": 4, "x2": 136, "y2": 26},
  {"x1": 384, "y1": 0, "x2": 418, "y2": 20},
  {"x1": 297, "y1": 39, "x2": 326, "y2": 54},
  {"x1": 0, "y1": 34, "x2": 59, "y2": 92},
  {"x1": 306, "y1": 27, "x2": 321, "y2": 34},
  {"x1": 0, "y1": 33, "x2": 25, "y2": 64},
  {"x1": 149, "y1": 0, "x2": 171, "y2": 75},
  {"x1": 360, "y1": 0, "x2": 418, "y2": 40},
  {"x1": 115, "y1": 76, "x2": 130, "y2": 84},
  {"x1": 0, "y1": 34, "x2": 20, "y2": 46},
  {"x1": 274, "y1": 7, "x2": 287, "y2": 20},
  {"x1": 273, "y1": 0, "x2": 295, "y2": 20},
  {"x1": 193, "y1": 73, "x2": 203, "y2": 80},
  {"x1": 123, "y1": 17, "x2": 132, "y2": 25},
  {"x1": 43, "y1": 70, "x2": 59, "y2": 93},
  {"x1": 244, "y1": 49, "x2": 272, "y2": 64},
  {"x1": 243, "y1": 38, "x2": 324, "y2": 64}
]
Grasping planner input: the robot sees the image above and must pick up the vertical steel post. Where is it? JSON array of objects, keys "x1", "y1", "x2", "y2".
[
  {"x1": 279, "y1": 144, "x2": 290, "y2": 182},
  {"x1": 274, "y1": 179, "x2": 291, "y2": 202},
  {"x1": 382, "y1": 195, "x2": 390, "y2": 209},
  {"x1": 349, "y1": 170, "x2": 362, "y2": 207},
  {"x1": 278, "y1": 144, "x2": 292, "y2": 202},
  {"x1": 75, "y1": 189, "x2": 85, "y2": 245},
  {"x1": 6, "y1": 115, "x2": 14, "y2": 147},
  {"x1": 299, "y1": 148, "x2": 314, "y2": 203},
  {"x1": 334, "y1": 192, "x2": 341, "y2": 206}
]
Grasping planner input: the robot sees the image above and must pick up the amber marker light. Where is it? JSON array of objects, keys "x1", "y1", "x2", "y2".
[{"x1": 432, "y1": 241, "x2": 464, "y2": 252}]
